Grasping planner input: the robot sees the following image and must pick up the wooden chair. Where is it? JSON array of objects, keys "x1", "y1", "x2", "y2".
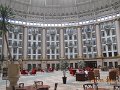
[
  {"x1": 107, "y1": 70, "x2": 118, "y2": 84},
  {"x1": 34, "y1": 81, "x2": 43, "y2": 88},
  {"x1": 18, "y1": 83, "x2": 24, "y2": 88},
  {"x1": 83, "y1": 83, "x2": 93, "y2": 90},
  {"x1": 88, "y1": 71, "x2": 95, "y2": 81},
  {"x1": 113, "y1": 85, "x2": 120, "y2": 90},
  {"x1": 54, "y1": 83, "x2": 58, "y2": 90},
  {"x1": 94, "y1": 69, "x2": 100, "y2": 80}
]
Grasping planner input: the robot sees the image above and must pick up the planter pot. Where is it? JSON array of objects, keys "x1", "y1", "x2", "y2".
[
  {"x1": 62, "y1": 76, "x2": 67, "y2": 84},
  {"x1": 7, "y1": 64, "x2": 20, "y2": 90}
]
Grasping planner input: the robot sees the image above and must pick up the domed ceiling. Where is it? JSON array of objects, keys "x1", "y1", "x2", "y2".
[{"x1": 0, "y1": 0, "x2": 120, "y2": 23}]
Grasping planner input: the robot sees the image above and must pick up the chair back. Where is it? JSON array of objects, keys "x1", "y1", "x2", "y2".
[
  {"x1": 83, "y1": 83, "x2": 93, "y2": 90},
  {"x1": 94, "y1": 69, "x2": 100, "y2": 79},
  {"x1": 109, "y1": 70, "x2": 117, "y2": 81},
  {"x1": 114, "y1": 85, "x2": 120, "y2": 90},
  {"x1": 34, "y1": 81, "x2": 43, "y2": 88},
  {"x1": 19, "y1": 83, "x2": 24, "y2": 88},
  {"x1": 88, "y1": 71, "x2": 95, "y2": 80},
  {"x1": 54, "y1": 83, "x2": 58, "y2": 90}
]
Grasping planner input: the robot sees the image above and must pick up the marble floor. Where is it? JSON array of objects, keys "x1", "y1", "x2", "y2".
[{"x1": 0, "y1": 70, "x2": 117, "y2": 90}]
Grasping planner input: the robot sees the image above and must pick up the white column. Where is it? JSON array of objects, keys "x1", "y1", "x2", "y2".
[
  {"x1": 60, "y1": 28, "x2": 65, "y2": 59},
  {"x1": 96, "y1": 23, "x2": 102, "y2": 57},
  {"x1": 115, "y1": 19, "x2": 120, "y2": 55},
  {"x1": 23, "y1": 26, "x2": 28, "y2": 60},
  {"x1": 42, "y1": 28, "x2": 46, "y2": 59},
  {"x1": 77, "y1": 27, "x2": 83, "y2": 58}
]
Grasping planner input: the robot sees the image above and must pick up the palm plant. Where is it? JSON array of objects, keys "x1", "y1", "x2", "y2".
[
  {"x1": 60, "y1": 60, "x2": 69, "y2": 77},
  {"x1": 0, "y1": 4, "x2": 14, "y2": 61}
]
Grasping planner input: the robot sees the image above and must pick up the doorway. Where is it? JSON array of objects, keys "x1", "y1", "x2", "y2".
[{"x1": 85, "y1": 61, "x2": 97, "y2": 68}]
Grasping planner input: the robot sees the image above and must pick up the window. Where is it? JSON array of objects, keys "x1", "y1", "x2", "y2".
[
  {"x1": 101, "y1": 31, "x2": 105, "y2": 37},
  {"x1": 13, "y1": 48, "x2": 17, "y2": 53},
  {"x1": 65, "y1": 48, "x2": 68, "y2": 53},
  {"x1": 114, "y1": 52, "x2": 118, "y2": 56},
  {"x1": 83, "y1": 48, "x2": 86, "y2": 53},
  {"x1": 38, "y1": 49, "x2": 41, "y2": 54},
  {"x1": 46, "y1": 36, "x2": 49, "y2": 41},
  {"x1": 74, "y1": 48, "x2": 77, "y2": 53},
  {"x1": 51, "y1": 36, "x2": 54, "y2": 41},
  {"x1": 69, "y1": 35, "x2": 72, "y2": 40},
  {"x1": 64, "y1": 35, "x2": 67, "y2": 40},
  {"x1": 109, "y1": 62, "x2": 113, "y2": 68},
  {"x1": 74, "y1": 35, "x2": 77, "y2": 39},
  {"x1": 92, "y1": 33, "x2": 96, "y2": 38},
  {"x1": 93, "y1": 47, "x2": 96, "y2": 52},
  {"x1": 38, "y1": 35, "x2": 41, "y2": 40},
  {"x1": 104, "y1": 62, "x2": 107, "y2": 66},
  {"x1": 56, "y1": 35, "x2": 59, "y2": 41},
  {"x1": 103, "y1": 53, "x2": 107, "y2": 57},
  {"x1": 28, "y1": 42, "x2": 31, "y2": 47},
  {"x1": 47, "y1": 55, "x2": 50, "y2": 59},
  {"x1": 108, "y1": 52, "x2": 112, "y2": 57},
  {"x1": 65, "y1": 42, "x2": 68, "y2": 47},
  {"x1": 52, "y1": 55, "x2": 54, "y2": 59},
  {"x1": 28, "y1": 35, "x2": 31, "y2": 40},
  {"x1": 88, "y1": 47, "x2": 91, "y2": 52},
  {"x1": 47, "y1": 42, "x2": 50, "y2": 47},
  {"x1": 38, "y1": 42, "x2": 41, "y2": 47},
  {"x1": 56, "y1": 49, "x2": 59, "y2": 53},
  {"x1": 33, "y1": 55, "x2": 36, "y2": 59},
  {"x1": 106, "y1": 30, "x2": 110, "y2": 36},
  {"x1": 51, "y1": 49, "x2": 55, "y2": 54},
  {"x1": 56, "y1": 55, "x2": 59, "y2": 59},
  {"x1": 14, "y1": 34, "x2": 17, "y2": 39},
  {"x1": 19, "y1": 48, "x2": 22, "y2": 54},
  {"x1": 33, "y1": 50, "x2": 36, "y2": 54},
  {"x1": 69, "y1": 48, "x2": 73, "y2": 53},
  {"x1": 113, "y1": 44, "x2": 117, "y2": 50},
  {"x1": 38, "y1": 55, "x2": 41, "y2": 59},
  {"x1": 112, "y1": 37, "x2": 116, "y2": 43},
  {"x1": 87, "y1": 33, "x2": 91, "y2": 38},
  {"x1": 74, "y1": 41, "x2": 77, "y2": 46},
  {"x1": 82, "y1": 34, "x2": 85, "y2": 39},
  {"x1": 28, "y1": 49, "x2": 31, "y2": 54},
  {"x1": 9, "y1": 33, "x2": 12, "y2": 38},
  {"x1": 112, "y1": 29, "x2": 116, "y2": 35},
  {"x1": 108, "y1": 45, "x2": 111, "y2": 51},
  {"x1": 33, "y1": 35, "x2": 36, "y2": 40},
  {"x1": 47, "y1": 49, "x2": 50, "y2": 54},
  {"x1": 19, "y1": 34, "x2": 22, "y2": 39}
]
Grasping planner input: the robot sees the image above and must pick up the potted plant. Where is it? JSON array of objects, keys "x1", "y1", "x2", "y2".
[
  {"x1": 0, "y1": 4, "x2": 20, "y2": 90},
  {"x1": 77, "y1": 60, "x2": 85, "y2": 69},
  {"x1": 60, "y1": 60, "x2": 69, "y2": 84}
]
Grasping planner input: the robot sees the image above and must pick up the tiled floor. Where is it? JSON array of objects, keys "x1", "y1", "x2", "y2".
[{"x1": 0, "y1": 70, "x2": 117, "y2": 90}]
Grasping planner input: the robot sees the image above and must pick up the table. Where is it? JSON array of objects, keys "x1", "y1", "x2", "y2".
[
  {"x1": 86, "y1": 88, "x2": 109, "y2": 90},
  {"x1": 76, "y1": 73, "x2": 86, "y2": 81},
  {"x1": 15, "y1": 85, "x2": 50, "y2": 90}
]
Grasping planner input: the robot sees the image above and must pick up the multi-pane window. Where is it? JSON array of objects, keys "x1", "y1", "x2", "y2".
[
  {"x1": 100, "y1": 21, "x2": 117, "y2": 57},
  {"x1": 64, "y1": 27, "x2": 78, "y2": 59},
  {"x1": 82, "y1": 25, "x2": 97, "y2": 58},
  {"x1": 27, "y1": 27, "x2": 42, "y2": 60},
  {"x1": 46, "y1": 28, "x2": 60, "y2": 59}
]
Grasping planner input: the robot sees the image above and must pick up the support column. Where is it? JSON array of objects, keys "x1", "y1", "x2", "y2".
[
  {"x1": 60, "y1": 28, "x2": 65, "y2": 59},
  {"x1": 41, "y1": 28, "x2": 46, "y2": 69},
  {"x1": 95, "y1": 23, "x2": 102, "y2": 57},
  {"x1": 23, "y1": 26, "x2": 28, "y2": 60},
  {"x1": 115, "y1": 19, "x2": 120, "y2": 55},
  {"x1": 77, "y1": 27, "x2": 83, "y2": 58},
  {"x1": 42, "y1": 28, "x2": 46, "y2": 59}
]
